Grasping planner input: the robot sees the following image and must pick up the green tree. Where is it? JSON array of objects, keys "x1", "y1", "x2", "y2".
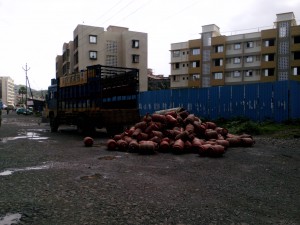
[{"x1": 18, "y1": 86, "x2": 26, "y2": 104}]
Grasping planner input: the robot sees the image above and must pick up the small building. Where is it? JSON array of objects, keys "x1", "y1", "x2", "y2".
[{"x1": 147, "y1": 69, "x2": 170, "y2": 90}]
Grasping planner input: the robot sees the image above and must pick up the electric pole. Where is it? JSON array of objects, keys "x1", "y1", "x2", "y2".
[{"x1": 22, "y1": 63, "x2": 30, "y2": 109}]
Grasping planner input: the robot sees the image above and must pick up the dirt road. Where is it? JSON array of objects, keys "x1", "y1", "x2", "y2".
[{"x1": 0, "y1": 112, "x2": 299, "y2": 225}]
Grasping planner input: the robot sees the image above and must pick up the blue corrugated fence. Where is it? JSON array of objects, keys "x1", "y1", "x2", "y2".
[{"x1": 139, "y1": 81, "x2": 300, "y2": 122}]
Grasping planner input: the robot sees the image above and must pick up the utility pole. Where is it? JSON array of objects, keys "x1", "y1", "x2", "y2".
[{"x1": 22, "y1": 63, "x2": 30, "y2": 109}]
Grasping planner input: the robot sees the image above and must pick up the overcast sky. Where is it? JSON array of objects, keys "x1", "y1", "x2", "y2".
[{"x1": 0, "y1": 0, "x2": 299, "y2": 90}]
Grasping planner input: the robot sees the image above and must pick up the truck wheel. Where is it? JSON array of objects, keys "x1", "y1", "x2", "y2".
[{"x1": 50, "y1": 119, "x2": 58, "y2": 132}]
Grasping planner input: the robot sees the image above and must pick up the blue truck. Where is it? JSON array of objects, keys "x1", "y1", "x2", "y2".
[{"x1": 47, "y1": 64, "x2": 140, "y2": 136}]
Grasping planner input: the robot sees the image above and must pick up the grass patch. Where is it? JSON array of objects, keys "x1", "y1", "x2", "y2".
[{"x1": 212, "y1": 117, "x2": 300, "y2": 138}]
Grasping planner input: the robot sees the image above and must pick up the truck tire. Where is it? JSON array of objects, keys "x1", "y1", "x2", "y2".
[{"x1": 50, "y1": 118, "x2": 59, "y2": 132}]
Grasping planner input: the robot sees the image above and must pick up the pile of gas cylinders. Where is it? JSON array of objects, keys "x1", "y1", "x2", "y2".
[{"x1": 106, "y1": 108, "x2": 255, "y2": 157}]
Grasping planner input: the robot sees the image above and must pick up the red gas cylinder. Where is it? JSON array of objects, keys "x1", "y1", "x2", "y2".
[
  {"x1": 84, "y1": 137, "x2": 94, "y2": 147},
  {"x1": 139, "y1": 141, "x2": 157, "y2": 154},
  {"x1": 128, "y1": 140, "x2": 139, "y2": 153},
  {"x1": 172, "y1": 139, "x2": 185, "y2": 154},
  {"x1": 117, "y1": 139, "x2": 128, "y2": 151},
  {"x1": 208, "y1": 144, "x2": 225, "y2": 157},
  {"x1": 106, "y1": 139, "x2": 117, "y2": 150}
]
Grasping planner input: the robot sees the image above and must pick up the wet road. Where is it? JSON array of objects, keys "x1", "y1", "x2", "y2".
[{"x1": 0, "y1": 111, "x2": 300, "y2": 225}]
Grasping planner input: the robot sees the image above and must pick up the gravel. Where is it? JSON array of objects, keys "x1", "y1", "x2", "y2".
[{"x1": 0, "y1": 112, "x2": 299, "y2": 225}]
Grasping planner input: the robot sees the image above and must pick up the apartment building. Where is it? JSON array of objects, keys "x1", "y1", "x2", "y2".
[
  {"x1": 170, "y1": 12, "x2": 300, "y2": 88},
  {"x1": 56, "y1": 25, "x2": 148, "y2": 92},
  {"x1": 0, "y1": 76, "x2": 15, "y2": 107}
]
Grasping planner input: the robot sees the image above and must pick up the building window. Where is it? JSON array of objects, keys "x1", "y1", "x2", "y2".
[
  {"x1": 279, "y1": 72, "x2": 288, "y2": 81},
  {"x1": 106, "y1": 55, "x2": 117, "y2": 67},
  {"x1": 264, "y1": 39, "x2": 275, "y2": 47},
  {"x1": 107, "y1": 40, "x2": 117, "y2": 54},
  {"x1": 89, "y1": 35, "x2": 97, "y2": 44},
  {"x1": 234, "y1": 57, "x2": 241, "y2": 64},
  {"x1": 173, "y1": 50, "x2": 180, "y2": 57},
  {"x1": 132, "y1": 54, "x2": 139, "y2": 63},
  {"x1": 173, "y1": 63, "x2": 180, "y2": 69},
  {"x1": 279, "y1": 41, "x2": 289, "y2": 54},
  {"x1": 264, "y1": 54, "x2": 274, "y2": 61},
  {"x1": 294, "y1": 51, "x2": 300, "y2": 60},
  {"x1": 245, "y1": 70, "x2": 253, "y2": 77},
  {"x1": 234, "y1": 71, "x2": 240, "y2": 77},
  {"x1": 293, "y1": 67, "x2": 300, "y2": 75},
  {"x1": 214, "y1": 72, "x2": 223, "y2": 79},
  {"x1": 192, "y1": 74, "x2": 200, "y2": 80},
  {"x1": 192, "y1": 61, "x2": 200, "y2": 68},
  {"x1": 203, "y1": 50, "x2": 210, "y2": 62},
  {"x1": 173, "y1": 75, "x2": 180, "y2": 82},
  {"x1": 279, "y1": 22, "x2": 288, "y2": 38},
  {"x1": 294, "y1": 36, "x2": 300, "y2": 44},
  {"x1": 132, "y1": 40, "x2": 139, "y2": 48},
  {"x1": 74, "y1": 52, "x2": 79, "y2": 64},
  {"x1": 89, "y1": 51, "x2": 97, "y2": 60},
  {"x1": 234, "y1": 43, "x2": 241, "y2": 49},
  {"x1": 215, "y1": 45, "x2": 224, "y2": 53},
  {"x1": 246, "y1": 56, "x2": 253, "y2": 63},
  {"x1": 264, "y1": 68, "x2": 274, "y2": 76},
  {"x1": 214, "y1": 58, "x2": 223, "y2": 66},
  {"x1": 246, "y1": 41, "x2": 253, "y2": 48},
  {"x1": 74, "y1": 36, "x2": 78, "y2": 48},
  {"x1": 279, "y1": 57, "x2": 288, "y2": 70},
  {"x1": 192, "y1": 48, "x2": 200, "y2": 55}
]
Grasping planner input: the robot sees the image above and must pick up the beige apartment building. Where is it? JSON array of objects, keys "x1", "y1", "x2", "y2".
[
  {"x1": 170, "y1": 12, "x2": 300, "y2": 89},
  {"x1": 56, "y1": 25, "x2": 148, "y2": 92},
  {"x1": 0, "y1": 76, "x2": 15, "y2": 107}
]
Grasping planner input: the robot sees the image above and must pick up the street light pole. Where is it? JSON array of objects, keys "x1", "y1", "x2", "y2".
[{"x1": 22, "y1": 63, "x2": 30, "y2": 109}]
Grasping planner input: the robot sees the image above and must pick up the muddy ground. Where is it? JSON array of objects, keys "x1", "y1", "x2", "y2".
[{"x1": 0, "y1": 111, "x2": 299, "y2": 225}]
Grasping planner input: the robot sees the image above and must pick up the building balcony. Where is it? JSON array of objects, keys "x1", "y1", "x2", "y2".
[
  {"x1": 211, "y1": 52, "x2": 225, "y2": 59},
  {"x1": 291, "y1": 43, "x2": 300, "y2": 52},
  {"x1": 226, "y1": 49, "x2": 243, "y2": 56},
  {"x1": 188, "y1": 67, "x2": 201, "y2": 74},
  {"x1": 211, "y1": 65, "x2": 225, "y2": 73},
  {"x1": 244, "y1": 46, "x2": 261, "y2": 54},
  {"x1": 225, "y1": 63, "x2": 242, "y2": 70},
  {"x1": 261, "y1": 46, "x2": 276, "y2": 54},
  {"x1": 260, "y1": 75, "x2": 276, "y2": 82},
  {"x1": 261, "y1": 61, "x2": 276, "y2": 68},
  {"x1": 291, "y1": 59, "x2": 300, "y2": 67},
  {"x1": 188, "y1": 79, "x2": 201, "y2": 88},
  {"x1": 290, "y1": 74, "x2": 300, "y2": 81},
  {"x1": 211, "y1": 78, "x2": 225, "y2": 86},
  {"x1": 188, "y1": 55, "x2": 201, "y2": 61}
]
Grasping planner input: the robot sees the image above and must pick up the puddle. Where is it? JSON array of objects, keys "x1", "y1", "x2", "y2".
[
  {"x1": 0, "y1": 165, "x2": 50, "y2": 176},
  {"x1": 80, "y1": 173, "x2": 102, "y2": 180},
  {"x1": 98, "y1": 156, "x2": 117, "y2": 160},
  {"x1": 98, "y1": 155, "x2": 122, "y2": 160},
  {"x1": 1, "y1": 130, "x2": 49, "y2": 143},
  {"x1": 0, "y1": 213, "x2": 22, "y2": 225}
]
